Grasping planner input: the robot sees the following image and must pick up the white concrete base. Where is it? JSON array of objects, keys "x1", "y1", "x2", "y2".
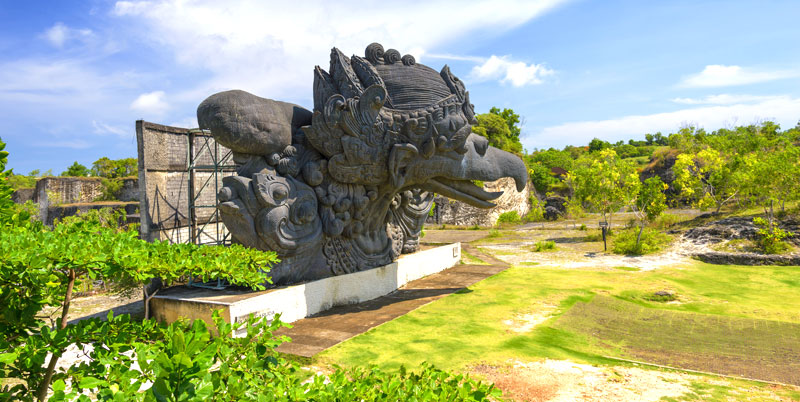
[{"x1": 151, "y1": 243, "x2": 461, "y2": 334}]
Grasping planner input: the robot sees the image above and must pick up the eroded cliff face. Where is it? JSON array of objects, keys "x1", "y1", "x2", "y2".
[{"x1": 429, "y1": 177, "x2": 532, "y2": 227}]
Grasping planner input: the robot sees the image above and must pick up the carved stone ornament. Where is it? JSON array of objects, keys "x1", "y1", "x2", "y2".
[{"x1": 198, "y1": 43, "x2": 528, "y2": 285}]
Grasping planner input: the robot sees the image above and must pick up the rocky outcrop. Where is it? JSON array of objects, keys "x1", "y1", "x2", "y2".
[
  {"x1": 692, "y1": 251, "x2": 800, "y2": 266},
  {"x1": 640, "y1": 148, "x2": 680, "y2": 203},
  {"x1": 428, "y1": 177, "x2": 531, "y2": 227},
  {"x1": 683, "y1": 216, "x2": 759, "y2": 243},
  {"x1": 682, "y1": 215, "x2": 800, "y2": 265},
  {"x1": 11, "y1": 187, "x2": 35, "y2": 203},
  {"x1": 543, "y1": 195, "x2": 567, "y2": 221}
]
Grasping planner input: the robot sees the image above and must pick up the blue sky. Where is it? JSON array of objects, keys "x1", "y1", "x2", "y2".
[{"x1": 2, "y1": 0, "x2": 799, "y2": 174}]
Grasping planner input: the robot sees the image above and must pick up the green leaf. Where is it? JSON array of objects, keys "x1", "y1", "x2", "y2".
[
  {"x1": 52, "y1": 379, "x2": 67, "y2": 392},
  {"x1": 0, "y1": 352, "x2": 18, "y2": 364},
  {"x1": 78, "y1": 376, "x2": 106, "y2": 389}
]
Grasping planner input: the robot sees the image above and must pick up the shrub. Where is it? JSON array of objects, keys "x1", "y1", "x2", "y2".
[
  {"x1": 611, "y1": 228, "x2": 671, "y2": 255},
  {"x1": 564, "y1": 199, "x2": 585, "y2": 219},
  {"x1": 496, "y1": 211, "x2": 521, "y2": 225},
  {"x1": 578, "y1": 224, "x2": 587, "y2": 231},
  {"x1": 524, "y1": 196, "x2": 545, "y2": 222},
  {"x1": 533, "y1": 240, "x2": 556, "y2": 252},
  {"x1": 487, "y1": 229, "x2": 501, "y2": 238},
  {"x1": 753, "y1": 217, "x2": 794, "y2": 254},
  {"x1": 95, "y1": 178, "x2": 124, "y2": 201},
  {"x1": 652, "y1": 213, "x2": 684, "y2": 230},
  {"x1": 644, "y1": 290, "x2": 678, "y2": 302}
]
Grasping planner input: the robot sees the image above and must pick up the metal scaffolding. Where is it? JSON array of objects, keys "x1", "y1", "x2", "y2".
[{"x1": 186, "y1": 128, "x2": 237, "y2": 246}]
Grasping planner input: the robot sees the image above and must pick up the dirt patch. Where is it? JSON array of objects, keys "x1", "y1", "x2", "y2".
[
  {"x1": 483, "y1": 237, "x2": 697, "y2": 272},
  {"x1": 503, "y1": 304, "x2": 557, "y2": 333},
  {"x1": 472, "y1": 359, "x2": 692, "y2": 402}
]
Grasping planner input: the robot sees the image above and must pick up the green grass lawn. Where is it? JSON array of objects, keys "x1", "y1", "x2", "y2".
[
  {"x1": 318, "y1": 262, "x2": 800, "y2": 385},
  {"x1": 555, "y1": 295, "x2": 800, "y2": 384}
]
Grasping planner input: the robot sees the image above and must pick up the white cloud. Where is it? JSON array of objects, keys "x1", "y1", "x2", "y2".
[
  {"x1": 470, "y1": 55, "x2": 554, "y2": 87},
  {"x1": 527, "y1": 95, "x2": 800, "y2": 148},
  {"x1": 0, "y1": 58, "x2": 143, "y2": 105},
  {"x1": 34, "y1": 139, "x2": 93, "y2": 149},
  {"x1": 111, "y1": 0, "x2": 569, "y2": 103},
  {"x1": 168, "y1": 116, "x2": 199, "y2": 129},
  {"x1": 130, "y1": 91, "x2": 168, "y2": 115},
  {"x1": 425, "y1": 53, "x2": 486, "y2": 63},
  {"x1": 92, "y1": 120, "x2": 129, "y2": 137},
  {"x1": 679, "y1": 65, "x2": 800, "y2": 88},
  {"x1": 671, "y1": 94, "x2": 783, "y2": 105},
  {"x1": 42, "y1": 22, "x2": 93, "y2": 48}
]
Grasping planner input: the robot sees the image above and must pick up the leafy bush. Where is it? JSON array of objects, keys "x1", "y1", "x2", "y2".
[
  {"x1": 3, "y1": 311, "x2": 500, "y2": 401},
  {"x1": 487, "y1": 229, "x2": 501, "y2": 238},
  {"x1": 495, "y1": 211, "x2": 521, "y2": 225},
  {"x1": 643, "y1": 290, "x2": 678, "y2": 302},
  {"x1": 753, "y1": 217, "x2": 794, "y2": 254},
  {"x1": 95, "y1": 178, "x2": 124, "y2": 201},
  {"x1": 652, "y1": 213, "x2": 684, "y2": 230},
  {"x1": 611, "y1": 228, "x2": 671, "y2": 255},
  {"x1": 578, "y1": 224, "x2": 587, "y2": 231},
  {"x1": 564, "y1": 198, "x2": 586, "y2": 219},
  {"x1": 533, "y1": 240, "x2": 556, "y2": 252},
  {"x1": 524, "y1": 195, "x2": 544, "y2": 222}
]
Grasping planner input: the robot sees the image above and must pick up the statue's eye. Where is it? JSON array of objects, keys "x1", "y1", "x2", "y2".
[{"x1": 273, "y1": 186, "x2": 288, "y2": 201}]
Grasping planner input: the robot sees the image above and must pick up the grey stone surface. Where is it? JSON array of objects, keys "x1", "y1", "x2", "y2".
[
  {"x1": 11, "y1": 187, "x2": 34, "y2": 204},
  {"x1": 544, "y1": 195, "x2": 567, "y2": 221},
  {"x1": 136, "y1": 121, "x2": 236, "y2": 242},
  {"x1": 428, "y1": 177, "x2": 531, "y2": 227},
  {"x1": 117, "y1": 177, "x2": 140, "y2": 202},
  {"x1": 198, "y1": 43, "x2": 528, "y2": 285},
  {"x1": 35, "y1": 177, "x2": 105, "y2": 224}
]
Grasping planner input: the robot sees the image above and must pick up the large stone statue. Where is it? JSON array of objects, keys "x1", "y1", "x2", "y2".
[{"x1": 198, "y1": 43, "x2": 527, "y2": 285}]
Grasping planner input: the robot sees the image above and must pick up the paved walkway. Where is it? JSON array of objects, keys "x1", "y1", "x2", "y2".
[{"x1": 274, "y1": 244, "x2": 508, "y2": 358}]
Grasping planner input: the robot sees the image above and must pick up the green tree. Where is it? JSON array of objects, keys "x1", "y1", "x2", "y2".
[
  {"x1": 91, "y1": 157, "x2": 137, "y2": 178},
  {"x1": 60, "y1": 161, "x2": 89, "y2": 177},
  {"x1": 473, "y1": 109, "x2": 523, "y2": 154},
  {"x1": 741, "y1": 145, "x2": 800, "y2": 227},
  {"x1": 673, "y1": 145, "x2": 744, "y2": 214},
  {"x1": 527, "y1": 162, "x2": 557, "y2": 195},
  {"x1": 569, "y1": 149, "x2": 636, "y2": 227},
  {"x1": 626, "y1": 176, "x2": 668, "y2": 249},
  {"x1": 588, "y1": 138, "x2": 611, "y2": 152},
  {"x1": 488, "y1": 107, "x2": 521, "y2": 143},
  {"x1": 0, "y1": 138, "x2": 16, "y2": 225}
]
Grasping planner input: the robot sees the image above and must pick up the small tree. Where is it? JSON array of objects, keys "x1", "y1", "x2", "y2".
[
  {"x1": 626, "y1": 176, "x2": 668, "y2": 249},
  {"x1": 673, "y1": 147, "x2": 743, "y2": 213},
  {"x1": 569, "y1": 149, "x2": 636, "y2": 228},
  {"x1": 60, "y1": 161, "x2": 89, "y2": 177},
  {"x1": 473, "y1": 109, "x2": 523, "y2": 154}
]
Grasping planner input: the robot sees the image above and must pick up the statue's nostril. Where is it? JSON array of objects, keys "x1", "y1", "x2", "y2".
[{"x1": 473, "y1": 134, "x2": 489, "y2": 156}]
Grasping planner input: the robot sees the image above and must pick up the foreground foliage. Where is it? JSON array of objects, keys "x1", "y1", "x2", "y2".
[
  {"x1": 1, "y1": 141, "x2": 496, "y2": 401},
  {"x1": 611, "y1": 227, "x2": 671, "y2": 255}
]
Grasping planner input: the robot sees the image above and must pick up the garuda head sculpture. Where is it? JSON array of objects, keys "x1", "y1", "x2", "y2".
[{"x1": 198, "y1": 43, "x2": 528, "y2": 285}]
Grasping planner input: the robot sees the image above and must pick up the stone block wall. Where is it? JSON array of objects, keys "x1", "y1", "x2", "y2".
[
  {"x1": 11, "y1": 188, "x2": 35, "y2": 204},
  {"x1": 136, "y1": 120, "x2": 236, "y2": 244},
  {"x1": 35, "y1": 177, "x2": 104, "y2": 224},
  {"x1": 428, "y1": 177, "x2": 532, "y2": 227}
]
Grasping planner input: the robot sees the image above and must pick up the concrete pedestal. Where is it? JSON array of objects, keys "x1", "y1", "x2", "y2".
[{"x1": 150, "y1": 243, "x2": 461, "y2": 335}]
